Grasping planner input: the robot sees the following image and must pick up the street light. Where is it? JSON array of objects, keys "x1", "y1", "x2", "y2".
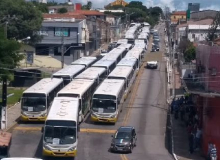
[{"x1": 18, "y1": 36, "x2": 31, "y2": 43}]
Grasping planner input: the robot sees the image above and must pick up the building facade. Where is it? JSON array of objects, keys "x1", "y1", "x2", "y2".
[
  {"x1": 188, "y1": 3, "x2": 200, "y2": 12},
  {"x1": 36, "y1": 17, "x2": 89, "y2": 60},
  {"x1": 171, "y1": 11, "x2": 187, "y2": 24},
  {"x1": 36, "y1": 13, "x2": 110, "y2": 59},
  {"x1": 183, "y1": 45, "x2": 220, "y2": 158}
]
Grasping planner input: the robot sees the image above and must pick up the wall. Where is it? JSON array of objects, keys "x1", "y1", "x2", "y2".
[
  {"x1": 202, "y1": 97, "x2": 220, "y2": 158},
  {"x1": 190, "y1": 10, "x2": 217, "y2": 20},
  {"x1": 171, "y1": 15, "x2": 186, "y2": 23},
  {"x1": 37, "y1": 20, "x2": 87, "y2": 45}
]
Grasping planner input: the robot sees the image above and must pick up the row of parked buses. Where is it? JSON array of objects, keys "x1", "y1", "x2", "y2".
[{"x1": 18, "y1": 23, "x2": 147, "y2": 158}]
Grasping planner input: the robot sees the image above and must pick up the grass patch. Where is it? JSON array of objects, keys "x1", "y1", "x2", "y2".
[{"x1": 0, "y1": 88, "x2": 25, "y2": 106}]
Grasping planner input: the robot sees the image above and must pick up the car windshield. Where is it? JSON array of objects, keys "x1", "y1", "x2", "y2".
[
  {"x1": 44, "y1": 126, "x2": 76, "y2": 145},
  {"x1": 115, "y1": 131, "x2": 131, "y2": 139},
  {"x1": 22, "y1": 97, "x2": 46, "y2": 112},
  {"x1": 92, "y1": 99, "x2": 116, "y2": 113}
]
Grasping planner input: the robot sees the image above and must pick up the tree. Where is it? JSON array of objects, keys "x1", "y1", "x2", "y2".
[
  {"x1": 0, "y1": 0, "x2": 43, "y2": 44},
  {"x1": 178, "y1": 39, "x2": 196, "y2": 62},
  {"x1": 0, "y1": 27, "x2": 23, "y2": 80},
  {"x1": 58, "y1": 7, "x2": 68, "y2": 14},
  {"x1": 31, "y1": 1, "x2": 48, "y2": 13},
  {"x1": 184, "y1": 44, "x2": 196, "y2": 62},
  {"x1": 82, "y1": 1, "x2": 92, "y2": 10},
  {"x1": 87, "y1": 1, "x2": 92, "y2": 10}
]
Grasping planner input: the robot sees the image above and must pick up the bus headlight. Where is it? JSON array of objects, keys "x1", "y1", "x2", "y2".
[
  {"x1": 110, "y1": 114, "x2": 116, "y2": 118},
  {"x1": 21, "y1": 111, "x2": 28, "y2": 116},
  {"x1": 43, "y1": 144, "x2": 51, "y2": 151},
  {"x1": 40, "y1": 113, "x2": 47, "y2": 117},
  {"x1": 91, "y1": 113, "x2": 97, "y2": 118},
  {"x1": 68, "y1": 146, "x2": 76, "y2": 151}
]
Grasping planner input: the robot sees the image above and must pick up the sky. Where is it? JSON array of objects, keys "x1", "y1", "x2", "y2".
[{"x1": 51, "y1": 0, "x2": 220, "y2": 11}]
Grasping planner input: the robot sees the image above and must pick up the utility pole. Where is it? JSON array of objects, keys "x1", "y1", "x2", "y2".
[
  {"x1": 166, "y1": 7, "x2": 175, "y2": 98},
  {"x1": 1, "y1": 21, "x2": 8, "y2": 129},
  {"x1": 61, "y1": 28, "x2": 65, "y2": 68}
]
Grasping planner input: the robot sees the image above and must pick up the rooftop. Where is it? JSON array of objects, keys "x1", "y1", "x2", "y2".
[
  {"x1": 172, "y1": 11, "x2": 186, "y2": 15},
  {"x1": 177, "y1": 19, "x2": 214, "y2": 28},
  {"x1": 43, "y1": 13, "x2": 86, "y2": 20},
  {"x1": 72, "y1": 10, "x2": 104, "y2": 16}
]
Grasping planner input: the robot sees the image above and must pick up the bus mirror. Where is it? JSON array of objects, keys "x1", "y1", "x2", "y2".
[
  {"x1": 18, "y1": 98, "x2": 21, "y2": 102},
  {"x1": 41, "y1": 127, "x2": 44, "y2": 133}
]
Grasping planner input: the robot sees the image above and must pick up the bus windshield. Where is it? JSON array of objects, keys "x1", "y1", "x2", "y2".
[
  {"x1": 44, "y1": 126, "x2": 76, "y2": 145},
  {"x1": 92, "y1": 99, "x2": 116, "y2": 113},
  {"x1": 21, "y1": 97, "x2": 46, "y2": 112}
]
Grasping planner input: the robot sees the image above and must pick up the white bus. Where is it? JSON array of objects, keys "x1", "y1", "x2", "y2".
[
  {"x1": 21, "y1": 78, "x2": 64, "y2": 121},
  {"x1": 125, "y1": 33, "x2": 135, "y2": 44},
  {"x1": 91, "y1": 79, "x2": 126, "y2": 124},
  {"x1": 102, "y1": 48, "x2": 126, "y2": 63},
  {"x1": 117, "y1": 57, "x2": 138, "y2": 70},
  {"x1": 125, "y1": 48, "x2": 144, "y2": 68},
  {"x1": 52, "y1": 65, "x2": 85, "y2": 85},
  {"x1": 75, "y1": 67, "x2": 107, "y2": 86},
  {"x1": 57, "y1": 79, "x2": 96, "y2": 122},
  {"x1": 117, "y1": 43, "x2": 132, "y2": 52},
  {"x1": 108, "y1": 66, "x2": 136, "y2": 89},
  {"x1": 2, "y1": 158, "x2": 43, "y2": 160},
  {"x1": 71, "y1": 57, "x2": 97, "y2": 68},
  {"x1": 116, "y1": 39, "x2": 128, "y2": 47},
  {"x1": 42, "y1": 97, "x2": 79, "y2": 158},
  {"x1": 92, "y1": 59, "x2": 116, "y2": 75}
]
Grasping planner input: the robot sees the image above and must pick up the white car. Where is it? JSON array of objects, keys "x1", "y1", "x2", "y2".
[{"x1": 146, "y1": 61, "x2": 158, "y2": 69}]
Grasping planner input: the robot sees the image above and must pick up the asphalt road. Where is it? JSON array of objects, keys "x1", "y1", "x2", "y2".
[{"x1": 9, "y1": 22, "x2": 172, "y2": 160}]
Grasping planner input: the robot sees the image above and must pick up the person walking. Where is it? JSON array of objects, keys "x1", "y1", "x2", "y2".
[
  {"x1": 208, "y1": 142, "x2": 213, "y2": 160},
  {"x1": 210, "y1": 144, "x2": 217, "y2": 160},
  {"x1": 195, "y1": 127, "x2": 202, "y2": 150},
  {"x1": 189, "y1": 132, "x2": 194, "y2": 154}
]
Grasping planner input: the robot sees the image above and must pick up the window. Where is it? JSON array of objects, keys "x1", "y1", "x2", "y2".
[
  {"x1": 54, "y1": 27, "x2": 70, "y2": 37},
  {"x1": 174, "y1": 16, "x2": 176, "y2": 19}
]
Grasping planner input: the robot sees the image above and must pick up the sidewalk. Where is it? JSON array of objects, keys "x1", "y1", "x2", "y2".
[
  {"x1": 6, "y1": 103, "x2": 21, "y2": 131},
  {"x1": 171, "y1": 67, "x2": 205, "y2": 160}
]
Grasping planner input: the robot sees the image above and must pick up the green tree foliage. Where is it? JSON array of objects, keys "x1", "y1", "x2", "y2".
[
  {"x1": 103, "y1": 1, "x2": 162, "y2": 26},
  {"x1": 58, "y1": 7, "x2": 68, "y2": 13},
  {"x1": 82, "y1": 1, "x2": 92, "y2": 10},
  {"x1": 184, "y1": 44, "x2": 196, "y2": 62},
  {"x1": 0, "y1": 0, "x2": 43, "y2": 44},
  {"x1": 0, "y1": 27, "x2": 23, "y2": 80},
  {"x1": 31, "y1": 1, "x2": 48, "y2": 13},
  {"x1": 178, "y1": 39, "x2": 196, "y2": 62}
]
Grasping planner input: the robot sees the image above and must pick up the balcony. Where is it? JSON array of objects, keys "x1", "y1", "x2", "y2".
[{"x1": 183, "y1": 74, "x2": 220, "y2": 97}]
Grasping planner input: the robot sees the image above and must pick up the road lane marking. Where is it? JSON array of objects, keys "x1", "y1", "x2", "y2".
[
  {"x1": 14, "y1": 126, "x2": 116, "y2": 134},
  {"x1": 120, "y1": 154, "x2": 129, "y2": 160}
]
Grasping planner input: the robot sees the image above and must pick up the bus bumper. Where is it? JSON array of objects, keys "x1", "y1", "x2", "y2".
[
  {"x1": 43, "y1": 149, "x2": 77, "y2": 157},
  {"x1": 21, "y1": 115, "x2": 46, "y2": 122},
  {"x1": 91, "y1": 115, "x2": 117, "y2": 123}
]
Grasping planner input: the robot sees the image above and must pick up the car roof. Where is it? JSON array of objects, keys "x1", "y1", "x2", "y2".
[{"x1": 118, "y1": 126, "x2": 134, "y2": 132}]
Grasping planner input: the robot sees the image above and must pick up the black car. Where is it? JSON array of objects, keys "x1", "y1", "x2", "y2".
[{"x1": 110, "y1": 126, "x2": 137, "y2": 153}]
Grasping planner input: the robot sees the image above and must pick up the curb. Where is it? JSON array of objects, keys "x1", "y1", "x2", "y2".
[{"x1": 166, "y1": 57, "x2": 178, "y2": 160}]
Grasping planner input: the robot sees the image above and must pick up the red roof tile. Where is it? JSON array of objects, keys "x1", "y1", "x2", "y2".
[
  {"x1": 43, "y1": 13, "x2": 86, "y2": 19},
  {"x1": 71, "y1": 10, "x2": 104, "y2": 16},
  {"x1": 172, "y1": 11, "x2": 186, "y2": 15}
]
